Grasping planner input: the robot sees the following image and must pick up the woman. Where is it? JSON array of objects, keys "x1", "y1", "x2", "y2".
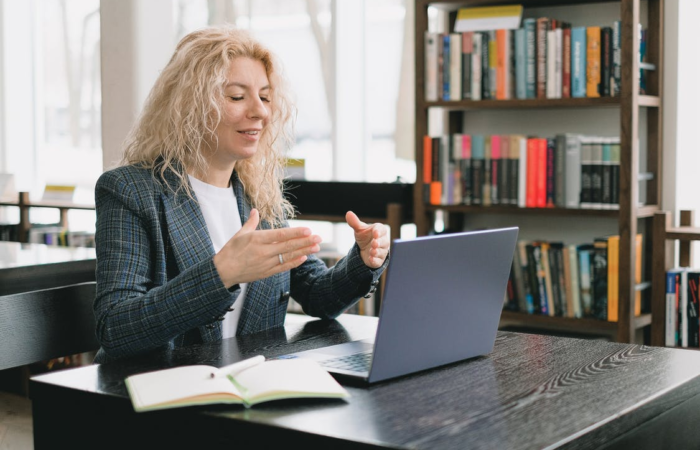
[{"x1": 93, "y1": 27, "x2": 390, "y2": 363}]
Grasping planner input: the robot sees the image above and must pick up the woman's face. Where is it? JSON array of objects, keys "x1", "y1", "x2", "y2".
[{"x1": 208, "y1": 57, "x2": 271, "y2": 167}]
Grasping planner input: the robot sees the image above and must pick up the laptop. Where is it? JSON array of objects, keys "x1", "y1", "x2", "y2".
[{"x1": 280, "y1": 227, "x2": 519, "y2": 385}]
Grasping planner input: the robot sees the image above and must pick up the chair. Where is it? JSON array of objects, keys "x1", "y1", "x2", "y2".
[{"x1": 0, "y1": 282, "x2": 99, "y2": 371}]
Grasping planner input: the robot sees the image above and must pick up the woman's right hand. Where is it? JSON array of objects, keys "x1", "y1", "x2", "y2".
[{"x1": 213, "y1": 209, "x2": 322, "y2": 288}]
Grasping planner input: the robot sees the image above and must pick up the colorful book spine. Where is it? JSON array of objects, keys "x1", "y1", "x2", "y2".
[
  {"x1": 590, "y1": 138, "x2": 604, "y2": 209},
  {"x1": 515, "y1": 28, "x2": 527, "y2": 99},
  {"x1": 481, "y1": 32, "x2": 491, "y2": 100},
  {"x1": 612, "y1": 21, "x2": 621, "y2": 97},
  {"x1": 586, "y1": 26, "x2": 601, "y2": 98},
  {"x1": 461, "y1": 134, "x2": 472, "y2": 205},
  {"x1": 607, "y1": 235, "x2": 620, "y2": 322},
  {"x1": 610, "y1": 138, "x2": 620, "y2": 209},
  {"x1": 424, "y1": 32, "x2": 439, "y2": 101},
  {"x1": 462, "y1": 32, "x2": 473, "y2": 100},
  {"x1": 545, "y1": 138, "x2": 556, "y2": 207},
  {"x1": 496, "y1": 29, "x2": 508, "y2": 100},
  {"x1": 490, "y1": 135, "x2": 500, "y2": 204},
  {"x1": 449, "y1": 33, "x2": 462, "y2": 101},
  {"x1": 578, "y1": 244, "x2": 594, "y2": 316},
  {"x1": 471, "y1": 33, "x2": 482, "y2": 101},
  {"x1": 526, "y1": 138, "x2": 538, "y2": 207},
  {"x1": 579, "y1": 137, "x2": 593, "y2": 208},
  {"x1": 471, "y1": 135, "x2": 484, "y2": 205},
  {"x1": 568, "y1": 243, "x2": 582, "y2": 318},
  {"x1": 600, "y1": 27, "x2": 612, "y2": 97},
  {"x1": 546, "y1": 29, "x2": 557, "y2": 99},
  {"x1": 483, "y1": 136, "x2": 492, "y2": 206},
  {"x1": 524, "y1": 18, "x2": 537, "y2": 99},
  {"x1": 571, "y1": 27, "x2": 587, "y2": 98},
  {"x1": 592, "y1": 237, "x2": 609, "y2": 320},
  {"x1": 442, "y1": 34, "x2": 451, "y2": 100},
  {"x1": 601, "y1": 138, "x2": 612, "y2": 209},
  {"x1": 562, "y1": 26, "x2": 571, "y2": 98},
  {"x1": 564, "y1": 133, "x2": 582, "y2": 208},
  {"x1": 488, "y1": 30, "x2": 498, "y2": 99},
  {"x1": 518, "y1": 136, "x2": 528, "y2": 208},
  {"x1": 688, "y1": 271, "x2": 700, "y2": 348},
  {"x1": 554, "y1": 134, "x2": 566, "y2": 208},
  {"x1": 666, "y1": 270, "x2": 680, "y2": 347},
  {"x1": 536, "y1": 18, "x2": 549, "y2": 98},
  {"x1": 536, "y1": 138, "x2": 547, "y2": 208}
]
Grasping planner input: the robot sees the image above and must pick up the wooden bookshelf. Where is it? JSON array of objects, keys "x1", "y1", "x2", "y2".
[
  {"x1": 0, "y1": 192, "x2": 95, "y2": 242},
  {"x1": 414, "y1": 0, "x2": 664, "y2": 343},
  {"x1": 651, "y1": 210, "x2": 697, "y2": 347}
]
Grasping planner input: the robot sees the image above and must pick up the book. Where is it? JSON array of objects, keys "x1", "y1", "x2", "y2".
[
  {"x1": 592, "y1": 237, "x2": 609, "y2": 320},
  {"x1": 471, "y1": 33, "x2": 483, "y2": 101},
  {"x1": 688, "y1": 271, "x2": 700, "y2": 348},
  {"x1": 442, "y1": 34, "x2": 451, "y2": 100},
  {"x1": 515, "y1": 27, "x2": 527, "y2": 99},
  {"x1": 454, "y1": 4, "x2": 523, "y2": 33},
  {"x1": 567, "y1": 243, "x2": 582, "y2": 318},
  {"x1": 666, "y1": 269, "x2": 681, "y2": 347},
  {"x1": 524, "y1": 18, "x2": 537, "y2": 98},
  {"x1": 450, "y1": 33, "x2": 462, "y2": 101},
  {"x1": 536, "y1": 18, "x2": 549, "y2": 98},
  {"x1": 125, "y1": 356, "x2": 350, "y2": 412},
  {"x1": 586, "y1": 26, "x2": 601, "y2": 98},
  {"x1": 564, "y1": 133, "x2": 582, "y2": 208},
  {"x1": 600, "y1": 27, "x2": 613, "y2": 97},
  {"x1": 612, "y1": 21, "x2": 621, "y2": 96},
  {"x1": 562, "y1": 26, "x2": 571, "y2": 98},
  {"x1": 578, "y1": 244, "x2": 594, "y2": 316},
  {"x1": 462, "y1": 32, "x2": 473, "y2": 99},
  {"x1": 571, "y1": 27, "x2": 587, "y2": 98},
  {"x1": 607, "y1": 235, "x2": 620, "y2": 322},
  {"x1": 425, "y1": 32, "x2": 439, "y2": 101}
]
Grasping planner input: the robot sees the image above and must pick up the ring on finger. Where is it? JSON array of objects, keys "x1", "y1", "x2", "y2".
[{"x1": 278, "y1": 253, "x2": 284, "y2": 265}]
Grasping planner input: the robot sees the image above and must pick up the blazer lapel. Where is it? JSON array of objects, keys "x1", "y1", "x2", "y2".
[{"x1": 160, "y1": 172, "x2": 215, "y2": 276}]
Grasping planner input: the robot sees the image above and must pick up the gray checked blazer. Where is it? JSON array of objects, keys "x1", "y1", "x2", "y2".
[{"x1": 93, "y1": 164, "x2": 386, "y2": 363}]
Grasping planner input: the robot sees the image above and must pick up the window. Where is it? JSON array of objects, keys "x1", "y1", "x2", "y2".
[{"x1": 0, "y1": 0, "x2": 101, "y2": 231}]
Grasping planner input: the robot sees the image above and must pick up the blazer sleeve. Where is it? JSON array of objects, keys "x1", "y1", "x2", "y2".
[
  {"x1": 290, "y1": 239, "x2": 389, "y2": 319},
  {"x1": 93, "y1": 170, "x2": 236, "y2": 359}
]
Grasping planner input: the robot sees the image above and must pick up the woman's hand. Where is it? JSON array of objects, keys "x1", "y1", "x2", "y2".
[
  {"x1": 213, "y1": 209, "x2": 322, "y2": 288},
  {"x1": 345, "y1": 211, "x2": 390, "y2": 269}
]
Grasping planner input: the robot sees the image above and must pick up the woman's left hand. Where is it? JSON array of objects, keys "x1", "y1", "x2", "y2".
[{"x1": 345, "y1": 211, "x2": 390, "y2": 269}]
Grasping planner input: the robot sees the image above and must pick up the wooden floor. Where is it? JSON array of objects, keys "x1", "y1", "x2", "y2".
[{"x1": 0, "y1": 392, "x2": 32, "y2": 450}]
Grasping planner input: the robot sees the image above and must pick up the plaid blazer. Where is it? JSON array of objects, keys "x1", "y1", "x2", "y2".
[{"x1": 93, "y1": 165, "x2": 385, "y2": 363}]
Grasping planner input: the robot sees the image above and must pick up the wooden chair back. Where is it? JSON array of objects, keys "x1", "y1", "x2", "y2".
[{"x1": 0, "y1": 282, "x2": 99, "y2": 371}]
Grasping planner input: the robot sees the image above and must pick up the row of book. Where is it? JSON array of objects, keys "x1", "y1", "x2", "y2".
[
  {"x1": 665, "y1": 268, "x2": 700, "y2": 348},
  {"x1": 28, "y1": 226, "x2": 95, "y2": 248},
  {"x1": 425, "y1": 18, "x2": 651, "y2": 101},
  {"x1": 504, "y1": 235, "x2": 643, "y2": 322},
  {"x1": 423, "y1": 133, "x2": 620, "y2": 209}
]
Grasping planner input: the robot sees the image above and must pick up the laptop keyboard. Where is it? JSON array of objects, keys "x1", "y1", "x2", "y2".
[{"x1": 319, "y1": 351, "x2": 373, "y2": 372}]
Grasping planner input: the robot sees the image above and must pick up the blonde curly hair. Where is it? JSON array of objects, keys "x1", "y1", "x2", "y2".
[{"x1": 121, "y1": 26, "x2": 296, "y2": 226}]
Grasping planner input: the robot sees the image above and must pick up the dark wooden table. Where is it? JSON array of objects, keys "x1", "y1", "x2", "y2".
[
  {"x1": 30, "y1": 313, "x2": 700, "y2": 449},
  {"x1": 0, "y1": 241, "x2": 95, "y2": 295}
]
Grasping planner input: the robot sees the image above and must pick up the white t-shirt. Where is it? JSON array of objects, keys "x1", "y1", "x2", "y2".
[{"x1": 188, "y1": 175, "x2": 247, "y2": 338}]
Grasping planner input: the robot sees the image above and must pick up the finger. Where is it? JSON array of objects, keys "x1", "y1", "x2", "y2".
[
  {"x1": 280, "y1": 242, "x2": 322, "y2": 265},
  {"x1": 272, "y1": 234, "x2": 322, "y2": 257},
  {"x1": 258, "y1": 226, "x2": 313, "y2": 244},
  {"x1": 239, "y1": 208, "x2": 260, "y2": 234},
  {"x1": 345, "y1": 211, "x2": 369, "y2": 232}
]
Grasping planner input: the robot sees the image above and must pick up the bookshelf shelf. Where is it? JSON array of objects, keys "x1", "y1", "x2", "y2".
[
  {"x1": 422, "y1": 95, "x2": 660, "y2": 110},
  {"x1": 414, "y1": 0, "x2": 663, "y2": 344},
  {"x1": 0, "y1": 192, "x2": 96, "y2": 243},
  {"x1": 501, "y1": 311, "x2": 651, "y2": 337}
]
